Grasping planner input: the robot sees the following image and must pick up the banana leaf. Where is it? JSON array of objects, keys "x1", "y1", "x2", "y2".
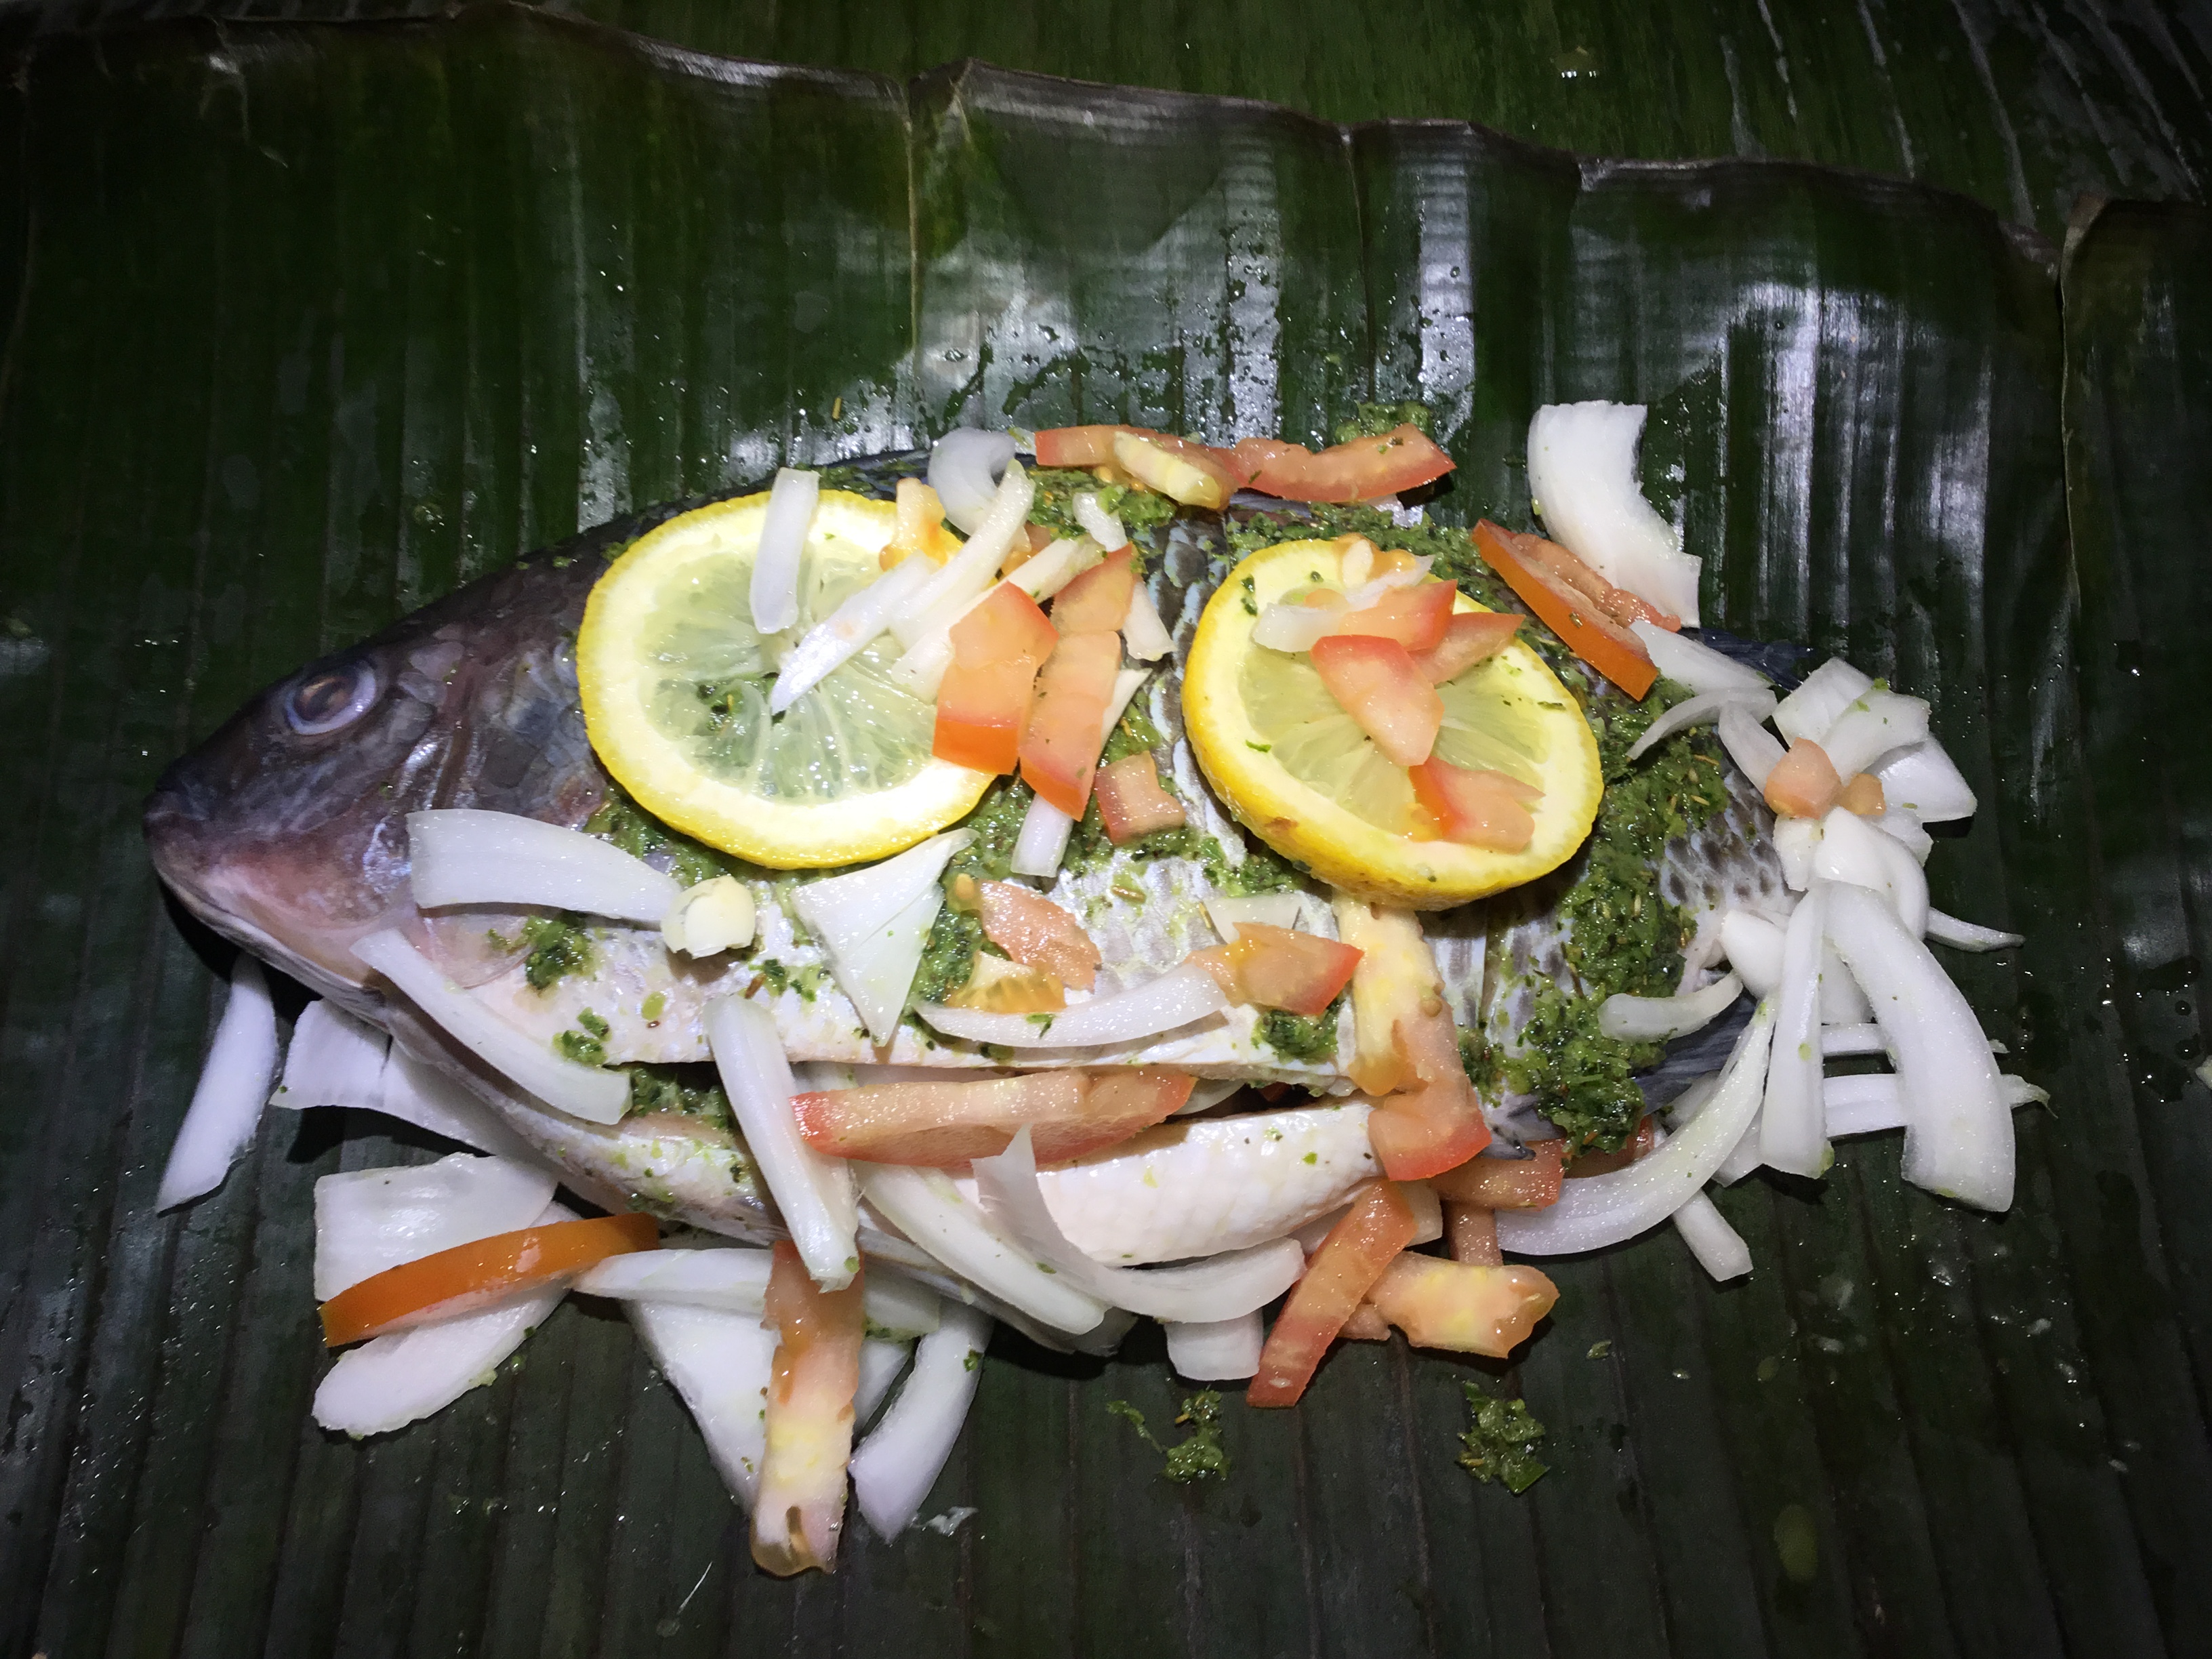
[{"x1": 0, "y1": 7, "x2": 2203, "y2": 1653}]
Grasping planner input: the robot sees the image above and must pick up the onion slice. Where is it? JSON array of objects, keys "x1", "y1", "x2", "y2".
[
  {"x1": 1814, "y1": 807, "x2": 1928, "y2": 937},
  {"x1": 1825, "y1": 1071, "x2": 2047, "y2": 1137},
  {"x1": 575, "y1": 1244, "x2": 940, "y2": 1338},
  {"x1": 1496, "y1": 998, "x2": 1774, "y2": 1256},
  {"x1": 1204, "y1": 893, "x2": 1305, "y2": 943},
  {"x1": 1719, "y1": 909, "x2": 1786, "y2": 997},
  {"x1": 855, "y1": 1162, "x2": 1107, "y2": 1334},
  {"x1": 703, "y1": 996, "x2": 859, "y2": 1288},
  {"x1": 1625, "y1": 689, "x2": 1776, "y2": 762},
  {"x1": 1824, "y1": 883, "x2": 2013, "y2": 1211},
  {"x1": 1759, "y1": 883, "x2": 1829, "y2": 1180},
  {"x1": 893, "y1": 461, "x2": 1034, "y2": 649},
  {"x1": 856, "y1": 1338, "x2": 912, "y2": 1428},
  {"x1": 1774, "y1": 657, "x2": 1874, "y2": 745},
  {"x1": 792, "y1": 830, "x2": 971, "y2": 1044},
  {"x1": 972, "y1": 1128, "x2": 1307, "y2": 1322},
  {"x1": 627, "y1": 1300, "x2": 780, "y2": 1506},
  {"x1": 850, "y1": 1302, "x2": 992, "y2": 1539},
  {"x1": 928, "y1": 429, "x2": 1016, "y2": 535},
  {"x1": 915, "y1": 961, "x2": 1227, "y2": 1049},
  {"x1": 1251, "y1": 600, "x2": 1343, "y2": 653},
  {"x1": 1073, "y1": 491, "x2": 1127, "y2": 550},
  {"x1": 1818, "y1": 689, "x2": 1931, "y2": 777},
  {"x1": 1006, "y1": 668, "x2": 1151, "y2": 878},
  {"x1": 770, "y1": 553, "x2": 938, "y2": 714},
  {"x1": 750, "y1": 467, "x2": 819, "y2": 635},
  {"x1": 1629, "y1": 622, "x2": 1771, "y2": 697},
  {"x1": 1872, "y1": 739, "x2": 1978, "y2": 823},
  {"x1": 157, "y1": 956, "x2": 281, "y2": 1210},
  {"x1": 1926, "y1": 909, "x2": 2024, "y2": 951},
  {"x1": 1526, "y1": 401, "x2": 1701, "y2": 622},
  {"x1": 1122, "y1": 582, "x2": 1175, "y2": 661},
  {"x1": 1717, "y1": 702, "x2": 1786, "y2": 790},
  {"x1": 1672, "y1": 1190, "x2": 1753, "y2": 1280},
  {"x1": 1597, "y1": 972, "x2": 1743, "y2": 1042},
  {"x1": 354, "y1": 929, "x2": 629, "y2": 1125},
  {"x1": 406, "y1": 808, "x2": 681, "y2": 923},
  {"x1": 273, "y1": 997, "x2": 388, "y2": 1113},
  {"x1": 1165, "y1": 1313, "x2": 1264, "y2": 1380},
  {"x1": 312, "y1": 1150, "x2": 557, "y2": 1299}
]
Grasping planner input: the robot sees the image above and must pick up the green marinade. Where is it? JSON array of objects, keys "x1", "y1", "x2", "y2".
[
  {"x1": 520, "y1": 914, "x2": 595, "y2": 991},
  {"x1": 1025, "y1": 467, "x2": 1179, "y2": 551},
  {"x1": 1256, "y1": 999, "x2": 1345, "y2": 1065},
  {"x1": 622, "y1": 1063, "x2": 735, "y2": 1131},
  {"x1": 1458, "y1": 1386, "x2": 1549, "y2": 1494}
]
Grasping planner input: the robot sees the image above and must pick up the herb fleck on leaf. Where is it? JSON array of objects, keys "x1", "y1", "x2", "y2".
[
  {"x1": 1458, "y1": 1385, "x2": 1548, "y2": 1494},
  {"x1": 1109, "y1": 1390, "x2": 1232, "y2": 1483}
]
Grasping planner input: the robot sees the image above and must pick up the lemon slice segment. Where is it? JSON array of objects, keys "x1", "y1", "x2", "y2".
[
  {"x1": 577, "y1": 491, "x2": 992, "y2": 869},
  {"x1": 1182, "y1": 538, "x2": 1601, "y2": 908}
]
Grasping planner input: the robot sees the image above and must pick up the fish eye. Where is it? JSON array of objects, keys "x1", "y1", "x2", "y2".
[{"x1": 285, "y1": 662, "x2": 379, "y2": 735}]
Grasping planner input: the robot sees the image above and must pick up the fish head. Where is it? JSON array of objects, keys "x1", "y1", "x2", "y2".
[{"x1": 144, "y1": 563, "x2": 604, "y2": 998}]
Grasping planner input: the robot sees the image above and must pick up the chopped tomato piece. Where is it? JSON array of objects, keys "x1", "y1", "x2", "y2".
[
  {"x1": 954, "y1": 580, "x2": 1058, "y2": 668},
  {"x1": 883, "y1": 477, "x2": 962, "y2": 568},
  {"x1": 1049, "y1": 547, "x2": 1137, "y2": 635},
  {"x1": 934, "y1": 659, "x2": 1037, "y2": 774},
  {"x1": 753, "y1": 1242, "x2": 865, "y2": 1576},
  {"x1": 1509, "y1": 525, "x2": 1679, "y2": 630},
  {"x1": 1568, "y1": 1116, "x2": 1657, "y2": 1173},
  {"x1": 1249, "y1": 1179, "x2": 1420, "y2": 1407},
  {"x1": 790, "y1": 1069, "x2": 1191, "y2": 1166},
  {"x1": 1366, "y1": 1002, "x2": 1493, "y2": 1179},
  {"x1": 1364, "y1": 1256, "x2": 1558, "y2": 1357},
  {"x1": 979, "y1": 880, "x2": 1101, "y2": 991},
  {"x1": 1224, "y1": 435, "x2": 1298, "y2": 485},
  {"x1": 1410, "y1": 756, "x2": 1540, "y2": 851},
  {"x1": 1093, "y1": 752, "x2": 1187, "y2": 843},
  {"x1": 1431, "y1": 1141, "x2": 1563, "y2": 1209},
  {"x1": 1331, "y1": 579, "x2": 1456, "y2": 653},
  {"x1": 1113, "y1": 432, "x2": 1235, "y2": 509},
  {"x1": 945, "y1": 952, "x2": 1065, "y2": 1012},
  {"x1": 1839, "y1": 771, "x2": 1886, "y2": 815},
  {"x1": 1443, "y1": 1202, "x2": 1503, "y2": 1266},
  {"x1": 1033, "y1": 425, "x2": 1130, "y2": 468},
  {"x1": 1191, "y1": 922, "x2": 1362, "y2": 1017},
  {"x1": 1242, "y1": 424, "x2": 1456, "y2": 504},
  {"x1": 1309, "y1": 634, "x2": 1442, "y2": 766},
  {"x1": 1765, "y1": 737, "x2": 1843, "y2": 819},
  {"x1": 319, "y1": 1212, "x2": 658, "y2": 1346},
  {"x1": 1410, "y1": 611, "x2": 1522, "y2": 683},
  {"x1": 1019, "y1": 632, "x2": 1122, "y2": 817},
  {"x1": 1338, "y1": 1304, "x2": 1391, "y2": 1341},
  {"x1": 1473, "y1": 520, "x2": 1656, "y2": 698}
]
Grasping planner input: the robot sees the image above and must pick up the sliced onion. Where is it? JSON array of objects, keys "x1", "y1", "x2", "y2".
[
  {"x1": 1672, "y1": 1189, "x2": 1753, "y2": 1280},
  {"x1": 158, "y1": 956, "x2": 281, "y2": 1211},
  {"x1": 1819, "y1": 939, "x2": 1874, "y2": 1023},
  {"x1": 1250, "y1": 600, "x2": 1342, "y2": 653},
  {"x1": 1073, "y1": 491, "x2": 1127, "y2": 550},
  {"x1": 855, "y1": 1162, "x2": 1107, "y2": 1333},
  {"x1": 315, "y1": 1200, "x2": 573, "y2": 1437},
  {"x1": 792, "y1": 830, "x2": 971, "y2": 1044},
  {"x1": 856, "y1": 1338, "x2": 912, "y2": 1427},
  {"x1": 889, "y1": 538, "x2": 1097, "y2": 701},
  {"x1": 377, "y1": 1044, "x2": 547, "y2": 1163},
  {"x1": 1712, "y1": 1115, "x2": 1767, "y2": 1187},
  {"x1": 1005, "y1": 668, "x2": 1151, "y2": 878},
  {"x1": 1773, "y1": 657, "x2": 1874, "y2": 745},
  {"x1": 1629, "y1": 622, "x2": 1771, "y2": 697},
  {"x1": 1821, "y1": 1023, "x2": 1889, "y2": 1058},
  {"x1": 702, "y1": 996, "x2": 859, "y2": 1288},
  {"x1": 1175, "y1": 1077, "x2": 1249, "y2": 1115},
  {"x1": 1819, "y1": 689, "x2": 1931, "y2": 777},
  {"x1": 354, "y1": 929, "x2": 630, "y2": 1125},
  {"x1": 1006, "y1": 534, "x2": 1102, "y2": 603},
  {"x1": 575, "y1": 1242, "x2": 940, "y2": 1337},
  {"x1": 1122, "y1": 582, "x2": 1175, "y2": 662},
  {"x1": 1597, "y1": 972, "x2": 1743, "y2": 1042},
  {"x1": 1340, "y1": 557, "x2": 1433, "y2": 611},
  {"x1": 1718, "y1": 702, "x2": 1786, "y2": 790},
  {"x1": 1825, "y1": 1070, "x2": 2045, "y2": 1136},
  {"x1": 1874, "y1": 808, "x2": 1933, "y2": 864},
  {"x1": 1926, "y1": 909, "x2": 2024, "y2": 951},
  {"x1": 1719, "y1": 909, "x2": 1785, "y2": 997},
  {"x1": 272, "y1": 996, "x2": 387, "y2": 1113},
  {"x1": 1771, "y1": 817, "x2": 1822, "y2": 891},
  {"x1": 406, "y1": 808, "x2": 680, "y2": 923},
  {"x1": 893, "y1": 459, "x2": 1033, "y2": 647},
  {"x1": 1625, "y1": 689, "x2": 1776, "y2": 762},
  {"x1": 851, "y1": 1301, "x2": 991, "y2": 1538},
  {"x1": 771, "y1": 553, "x2": 937, "y2": 713},
  {"x1": 1204, "y1": 893, "x2": 1305, "y2": 943},
  {"x1": 972, "y1": 1128, "x2": 1306, "y2": 1322},
  {"x1": 1496, "y1": 998, "x2": 1773, "y2": 1256},
  {"x1": 928, "y1": 429, "x2": 1016, "y2": 535},
  {"x1": 1814, "y1": 806, "x2": 1928, "y2": 937},
  {"x1": 1165, "y1": 1312, "x2": 1263, "y2": 1380},
  {"x1": 1824, "y1": 883, "x2": 2012, "y2": 1211},
  {"x1": 1759, "y1": 883, "x2": 1829, "y2": 1179},
  {"x1": 750, "y1": 467, "x2": 819, "y2": 635},
  {"x1": 1872, "y1": 739, "x2": 1978, "y2": 822},
  {"x1": 915, "y1": 962, "x2": 1228, "y2": 1049},
  {"x1": 313, "y1": 1149, "x2": 557, "y2": 1299},
  {"x1": 1526, "y1": 401, "x2": 1701, "y2": 622},
  {"x1": 626, "y1": 1299, "x2": 779, "y2": 1505}
]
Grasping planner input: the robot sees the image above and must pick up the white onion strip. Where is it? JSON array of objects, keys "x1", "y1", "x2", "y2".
[
  {"x1": 1122, "y1": 583, "x2": 1175, "y2": 661},
  {"x1": 1626, "y1": 690, "x2": 1776, "y2": 762},
  {"x1": 1774, "y1": 657, "x2": 1874, "y2": 745},
  {"x1": 1597, "y1": 972, "x2": 1743, "y2": 1042},
  {"x1": 354, "y1": 929, "x2": 628, "y2": 1124},
  {"x1": 973, "y1": 1128, "x2": 1306, "y2": 1322},
  {"x1": 272, "y1": 997, "x2": 388, "y2": 1112},
  {"x1": 574, "y1": 1244, "x2": 940, "y2": 1337},
  {"x1": 856, "y1": 1338, "x2": 911, "y2": 1428},
  {"x1": 702, "y1": 996, "x2": 859, "y2": 1288},
  {"x1": 928, "y1": 429, "x2": 1016, "y2": 535},
  {"x1": 406, "y1": 808, "x2": 681, "y2": 923},
  {"x1": 1250, "y1": 600, "x2": 1342, "y2": 653},
  {"x1": 1824, "y1": 883, "x2": 2013, "y2": 1211},
  {"x1": 1165, "y1": 1313, "x2": 1264, "y2": 1380},
  {"x1": 1814, "y1": 808, "x2": 1929, "y2": 937},
  {"x1": 1006, "y1": 668, "x2": 1150, "y2": 878},
  {"x1": 1825, "y1": 1071, "x2": 2047, "y2": 1137},
  {"x1": 1073, "y1": 491, "x2": 1127, "y2": 550},
  {"x1": 1498, "y1": 1000, "x2": 1774, "y2": 1255},
  {"x1": 770, "y1": 553, "x2": 937, "y2": 714},
  {"x1": 1818, "y1": 689, "x2": 1931, "y2": 777},
  {"x1": 1759, "y1": 883, "x2": 1829, "y2": 1180},
  {"x1": 1872, "y1": 739, "x2": 1978, "y2": 822},
  {"x1": 1628, "y1": 621, "x2": 1771, "y2": 697},
  {"x1": 855, "y1": 1163, "x2": 1107, "y2": 1334},
  {"x1": 851, "y1": 1301, "x2": 992, "y2": 1539},
  {"x1": 1926, "y1": 909, "x2": 2024, "y2": 951},
  {"x1": 157, "y1": 956, "x2": 281, "y2": 1210},
  {"x1": 750, "y1": 467, "x2": 819, "y2": 635},
  {"x1": 626, "y1": 1300, "x2": 780, "y2": 1507},
  {"x1": 792, "y1": 830, "x2": 970, "y2": 1044},
  {"x1": 916, "y1": 961, "x2": 1227, "y2": 1049},
  {"x1": 1650, "y1": 1120, "x2": 1752, "y2": 1279},
  {"x1": 1718, "y1": 702, "x2": 1786, "y2": 790},
  {"x1": 893, "y1": 462, "x2": 1034, "y2": 649}
]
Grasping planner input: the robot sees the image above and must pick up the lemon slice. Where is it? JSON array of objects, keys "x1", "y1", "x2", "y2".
[
  {"x1": 577, "y1": 491, "x2": 991, "y2": 869},
  {"x1": 1182, "y1": 537, "x2": 1601, "y2": 908}
]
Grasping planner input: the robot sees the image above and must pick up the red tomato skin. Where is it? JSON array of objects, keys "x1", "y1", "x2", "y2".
[
  {"x1": 1565, "y1": 1117, "x2": 1656, "y2": 1174},
  {"x1": 1473, "y1": 520, "x2": 1656, "y2": 698},
  {"x1": 1410, "y1": 611, "x2": 1522, "y2": 683},
  {"x1": 1092, "y1": 752, "x2": 1188, "y2": 843},
  {"x1": 1308, "y1": 634, "x2": 1443, "y2": 766},
  {"x1": 753, "y1": 1243, "x2": 865, "y2": 1576},
  {"x1": 1409, "y1": 756, "x2": 1538, "y2": 851},
  {"x1": 1191, "y1": 922, "x2": 1362, "y2": 1017},
  {"x1": 1431, "y1": 1140, "x2": 1563, "y2": 1209},
  {"x1": 1032, "y1": 425, "x2": 1128, "y2": 468},
  {"x1": 1249, "y1": 1180, "x2": 1421, "y2": 1407},
  {"x1": 933, "y1": 659, "x2": 1035, "y2": 774},
  {"x1": 1049, "y1": 548, "x2": 1137, "y2": 635},
  {"x1": 1366, "y1": 1007, "x2": 1493, "y2": 1181},
  {"x1": 790, "y1": 1069, "x2": 1187, "y2": 1166},
  {"x1": 1332, "y1": 581, "x2": 1456, "y2": 653},
  {"x1": 951, "y1": 581, "x2": 1057, "y2": 669},
  {"x1": 1364, "y1": 1256, "x2": 1559, "y2": 1357},
  {"x1": 1443, "y1": 1202, "x2": 1504, "y2": 1265},
  {"x1": 1246, "y1": 424, "x2": 1456, "y2": 504},
  {"x1": 1763, "y1": 737, "x2": 1843, "y2": 819},
  {"x1": 979, "y1": 881, "x2": 1101, "y2": 991},
  {"x1": 1019, "y1": 632, "x2": 1122, "y2": 817}
]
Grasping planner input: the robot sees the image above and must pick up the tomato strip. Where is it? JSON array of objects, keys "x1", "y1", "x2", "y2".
[
  {"x1": 319, "y1": 1212, "x2": 659, "y2": 1346},
  {"x1": 1249, "y1": 1180, "x2": 1420, "y2": 1408},
  {"x1": 1472, "y1": 520, "x2": 1656, "y2": 699}
]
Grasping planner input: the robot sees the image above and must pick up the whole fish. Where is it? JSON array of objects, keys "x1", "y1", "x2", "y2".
[{"x1": 144, "y1": 450, "x2": 1788, "y2": 1258}]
